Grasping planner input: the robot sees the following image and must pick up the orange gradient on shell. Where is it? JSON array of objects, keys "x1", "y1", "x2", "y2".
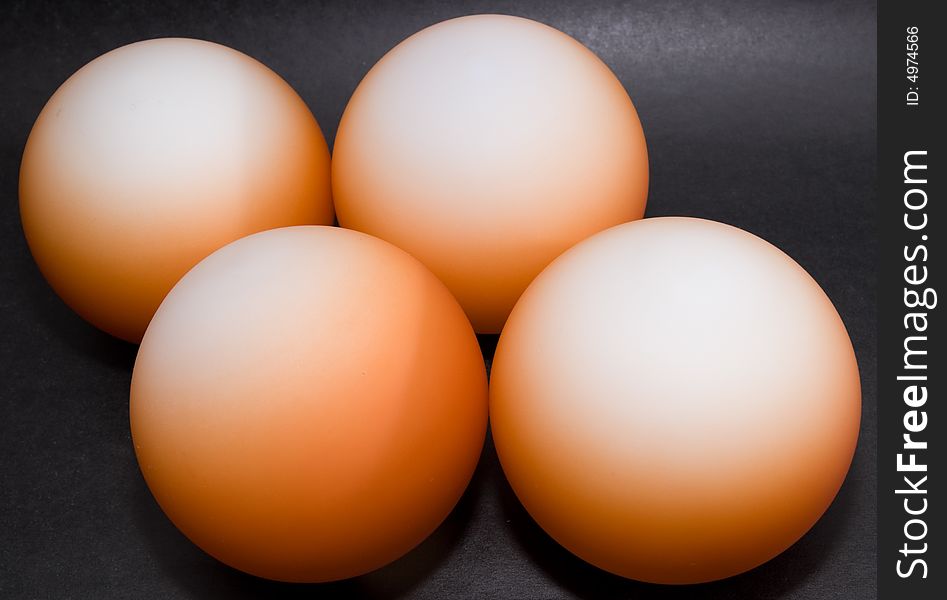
[
  {"x1": 20, "y1": 38, "x2": 333, "y2": 343},
  {"x1": 333, "y1": 15, "x2": 649, "y2": 333},
  {"x1": 130, "y1": 226, "x2": 487, "y2": 582},
  {"x1": 490, "y1": 217, "x2": 861, "y2": 584}
]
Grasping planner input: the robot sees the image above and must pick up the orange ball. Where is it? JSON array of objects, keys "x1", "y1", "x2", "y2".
[
  {"x1": 20, "y1": 38, "x2": 332, "y2": 342},
  {"x1": 130, "y1": 226, "x2": 487, "y2": 582},
  {"x1": 490, "y1": 217, "x2": 861, "y2": 584},
  {"x1": 333, "y1": 15, "x2": 648, "y2": 333}
]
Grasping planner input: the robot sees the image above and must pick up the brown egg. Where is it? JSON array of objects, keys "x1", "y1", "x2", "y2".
[
  {"x1": 20, "y1": 38, "x2": 332, "y2": 343},
  {"x1": 333, "y1": 15, "x2": 648, "y2": 333},
  {"x1": 130, "y1": 226, "x2": 487, "y2": 582},
  {"x1": 490, "y1": 217, "x2": 861, "y2": 584}
]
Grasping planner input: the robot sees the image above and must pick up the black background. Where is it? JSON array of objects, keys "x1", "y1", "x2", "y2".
[{"x1": 1, "y1": 1, "x2": 876, "y2": 598}]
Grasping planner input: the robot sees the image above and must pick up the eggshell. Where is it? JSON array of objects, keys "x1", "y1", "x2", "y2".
[
  {"x1": 490, "y1": 217, "x2": 861, "y2": 584},
  {"x1": 20, "y1": 38, "x2": 333, "y2": 342},
  {"x1": 333, "y1": 15, "x2": 648, "y2": 333},
  {"x1": 130, "y1": 226, "x2": 487, "y2": 582}
]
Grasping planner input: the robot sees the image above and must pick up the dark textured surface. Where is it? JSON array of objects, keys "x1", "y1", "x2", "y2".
[{"x1": 1, "y1": 1, "x2": 876, "y2": 598}]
